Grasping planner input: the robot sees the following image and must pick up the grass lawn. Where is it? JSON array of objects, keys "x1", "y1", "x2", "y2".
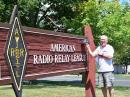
[
  {"x1": 96, "y1": 87, "x2": 130, "y2": 97},
  {"x1": 114, "y1": 74, "x2": 130, "y2": 78},
  {"x1": 96, "y1": 73, "x2": 130, "y2": 78},
  {"x1": 0, "y1": 81, "x2": 130, "y2": 97}
]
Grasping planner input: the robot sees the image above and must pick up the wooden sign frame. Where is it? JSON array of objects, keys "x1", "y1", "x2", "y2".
[{"x1": 0, "y1": 6, "x2": 96, "y2": 97}]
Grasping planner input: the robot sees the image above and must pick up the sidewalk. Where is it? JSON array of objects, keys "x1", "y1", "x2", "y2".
[
  {"x1": 40, "y1": 74, "x2": 130, "y2": 87},
  {"x1": 40, "y1": 74, "x2": 82, "y2": 82}
]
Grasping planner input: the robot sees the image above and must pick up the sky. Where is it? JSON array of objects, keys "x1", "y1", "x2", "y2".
[
  {"x1": 106, "y1": 0, "x2": 130, "y2": 4},
  {"x1": 120, "y1": 0, "x2": 130, "y2": 4}
]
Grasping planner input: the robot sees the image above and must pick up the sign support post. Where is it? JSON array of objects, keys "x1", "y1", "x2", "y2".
[
  {"x1": 0, "y1": 66, "x2": 1, "y2": 79},
  {"x1": 84, "y1": 26, "x2": 96, "y2": 97}
]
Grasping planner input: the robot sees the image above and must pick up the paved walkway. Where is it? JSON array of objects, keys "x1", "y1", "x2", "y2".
[
  {"x1": 114, "y1": 77, "x2": 130, "y2": 87},
  {"x1": 40, "y1": 75, "x2": 82, "y2": 82},
  {"x1": 40, "y1": 74, "x2": 130, "y2": 87}
]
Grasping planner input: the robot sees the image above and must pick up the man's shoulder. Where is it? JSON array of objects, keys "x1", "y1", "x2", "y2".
[
  {"x1": 96, "y1": 46, "x2": 101, "y2": 50},
  {"x1": 107, "y1": 44, "x2": 114, "y2": 48},
  {"x1": 106, "y1": 44, "x2": 114, "y2": 51}
]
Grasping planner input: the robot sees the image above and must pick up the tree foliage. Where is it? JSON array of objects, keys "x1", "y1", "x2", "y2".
[
  {"x1": 63, "y1": 0, "x2": 130, "y2": 65},
  {"x1": 0, "y1": 0, "x2": 83, "y2": 30},
  {"x1": 80, "y1": 1, "x2": 130, "y2": 64}
]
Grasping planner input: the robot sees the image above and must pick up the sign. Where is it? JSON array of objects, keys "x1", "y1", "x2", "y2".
[
  {"x1": 0, "y1": 23, "x2": 96, "y2": 97},
  {"x1": 5, "y1": 5, "x2": 28, "y2": 97},
  {"x1": 0, "y1": 5, "x2": 96, "y2": 97},
  {"x1": 0, "y1": 24, "x2": 87, "y2": 82},
  {"x1": 0, "y1": 6, "x2": 89, "y2": 83}
]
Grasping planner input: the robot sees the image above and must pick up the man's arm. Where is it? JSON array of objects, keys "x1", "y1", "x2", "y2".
[
  {"x1": 86, "y1": 44, "x2": 97, "y2": 57},
  {"x1": 86, "y1": 44, "x2": 113, "y2": 59},
  {"x1": 99, "y1": 52, "x2": 113, "y2": 59}
]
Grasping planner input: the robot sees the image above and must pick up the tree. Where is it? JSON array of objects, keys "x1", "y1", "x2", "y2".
[
  {"x1": 63, "y1": 0, "x2": 130, "y2": 66},
  {"x1": 96, "y1": 2, "x2": 130, "y2": 65},
  {"x1": 0, "y1": 0, "x2": 84, "y2": 31}
]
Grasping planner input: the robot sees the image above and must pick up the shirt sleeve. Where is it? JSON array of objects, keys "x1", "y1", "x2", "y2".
[
  {"x1": 105, "y1": 45, "x2": 114, "y2": 57},
  {"x1": 93, "y1": 46, "x2": 100, "y2": 57}
]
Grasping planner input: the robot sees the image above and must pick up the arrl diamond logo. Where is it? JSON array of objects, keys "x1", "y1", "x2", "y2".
[{"x1": 5, "y1": 6, "x2": 27, "y2": 96}]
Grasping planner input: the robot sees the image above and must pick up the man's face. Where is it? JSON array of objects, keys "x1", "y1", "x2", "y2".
[{"x1": 100, "y1": 38, "x2": 107, "y2": 47}]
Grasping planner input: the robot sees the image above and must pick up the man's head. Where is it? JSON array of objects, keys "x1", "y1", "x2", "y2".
[{"x1": 100, "y1": 35, "x2": 108, "y2": 47}]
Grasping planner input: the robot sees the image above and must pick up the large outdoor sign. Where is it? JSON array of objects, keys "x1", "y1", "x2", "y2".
[
  {"x1": 0, "y1": 24, "x2": 90, "y2": 96},
  {"x1": 0, "y1": 23, "x2": 87, "y2": 84},
  {"x1": 0, "y1": 5, "x2": 96, "y2": 97}
]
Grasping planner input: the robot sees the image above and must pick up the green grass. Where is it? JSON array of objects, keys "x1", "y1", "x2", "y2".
[
  {"x1": 0, "y1": 81, "x2": 130, "y2": 97},
  {"x1": 96, "y1": 87, "x2": 130, "y2": 97},
  {"x1": 96, "y1": 73, "x2": 130, "y2": 79},
  {"x1": 114, "y1": 74, "x2": 130, "y2": 78}
]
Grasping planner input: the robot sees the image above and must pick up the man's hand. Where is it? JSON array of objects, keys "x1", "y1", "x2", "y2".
[
  {"x1": 82, "y1": 39, "x2": 89, "y2": 45},
  {"x1": 98, "y1": 51, "x2": 103, "y2": 56},
  {"x1": 86, "y1": 44, "x2": 90, "y2": 49}
]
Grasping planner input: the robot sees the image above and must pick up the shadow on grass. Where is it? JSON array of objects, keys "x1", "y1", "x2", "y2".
[
  {"x1": 0, "y1": 80, "x2": 84, "y2": 90},
  {"x1": 23, "y1": 80, "x2": 84, "y2": 89},
  {"x1": 114, "y1": 86, "x2": 130, "y2": 90},
  {"x1": 0, "y1": 85, "x2": 13, "y2": 90},
  {"x1": 96, "y1": 86, "x2": 130, "y2": 91}
]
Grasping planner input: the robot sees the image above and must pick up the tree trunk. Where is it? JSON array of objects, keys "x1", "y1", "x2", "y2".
[{"x1": 125, "y1": 64, "x2": 128, "y2": 74}]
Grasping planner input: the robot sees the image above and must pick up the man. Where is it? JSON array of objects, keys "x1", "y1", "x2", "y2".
[{"x1": 85, "y1": 35, "x2": 114, "y2": 97}]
